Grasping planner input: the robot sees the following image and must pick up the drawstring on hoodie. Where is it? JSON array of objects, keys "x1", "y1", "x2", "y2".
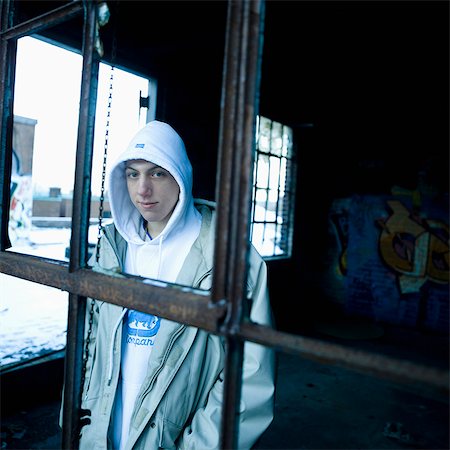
[
  {"x1": 156, "y1": 235, "x2": 163, "y2": 279},
  {"x1": 142, "y1": 219, "x2": 164, "y2": 280}
]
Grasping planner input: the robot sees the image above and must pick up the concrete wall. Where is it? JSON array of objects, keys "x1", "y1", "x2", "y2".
[
  {"x1": 32, "y1": 195, "x2": 111, "y2": 219},
  {"x1": 12, "y1": 115, "x2": 37, "y2": 176}
]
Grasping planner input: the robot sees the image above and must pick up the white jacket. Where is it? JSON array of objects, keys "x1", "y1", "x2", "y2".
[
  {"x1": 79, "y1": 203, "x2": 275, "y2": 449},
  {"x1": 77, "y1": 121, "x2": 275, "y2": 449}
]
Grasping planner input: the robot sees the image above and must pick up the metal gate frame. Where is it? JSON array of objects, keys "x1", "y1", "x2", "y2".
[{"x1": 1, "y1": 1, "x2": 448, "y2": 449}]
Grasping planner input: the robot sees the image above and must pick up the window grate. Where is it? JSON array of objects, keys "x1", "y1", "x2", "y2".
[{"x1": 251, "y1": 116, "x2": 295, "y2": 259}]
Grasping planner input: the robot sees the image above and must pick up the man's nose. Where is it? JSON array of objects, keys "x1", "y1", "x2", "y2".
[{"x1": 137, "y1": 177, "x2": 152, "y2": 195}]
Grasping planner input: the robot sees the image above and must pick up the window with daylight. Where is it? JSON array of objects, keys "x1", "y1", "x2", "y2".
[
  {"x1": 251, "y1": 116, "x2": 296, "y2": 259},
  {"x1": 1, "y1": 35, "x2": 155, "y2": 371}
]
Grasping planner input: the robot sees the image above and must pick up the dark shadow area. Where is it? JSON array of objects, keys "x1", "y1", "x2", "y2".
[{"x1": 2, "y1": 350, "x2": 448, "y2": 450}]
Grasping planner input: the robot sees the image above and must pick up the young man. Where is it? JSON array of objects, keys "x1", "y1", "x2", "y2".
[{"x1": 78, "y1": 120, "x2": 275, "y2": 449}]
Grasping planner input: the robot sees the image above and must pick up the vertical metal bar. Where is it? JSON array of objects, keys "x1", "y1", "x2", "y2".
[
  {"x1": 62, "y1": 2, "x2": 99, "y2": 449},
  {"x1": 69, "y1": 1, "x2": 99, "y2": 272},
  {"x1": 0, "y1": 0, "x2": 15, "y2": 250},
  {"x1": 273, "y1": 145, "x2": 283, "y2": 254},
  {"x1": 212, "y1": 0, "x2": 240, "y2": 305},
  {"x1": 250, "y1": 152, "x2": 259, "y2": 243},
  {"x1": 249, "y1": 117, "x2": 262, "y2": 243},
  {"x1": 215, "y1": 1, "x2": 264, "y2": 448},
  {"x1": 215, "y1": 0, "x2": 244, "y2": 445},
  {"x1": 286, "y1": 140, "x2": 297, "y2": 255},
  {"x1": 262, "y1": 122, "x2": 272, "y2": 246},
  {"x1": 61, "y1": 293, "x2": 88, "y2": 450},
  {"x1": 0, "y1": 0, "x2": 13, "y2": 63}
]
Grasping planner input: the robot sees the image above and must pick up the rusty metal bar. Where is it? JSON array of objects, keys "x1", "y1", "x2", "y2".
[
  {"x1": 0, "y1": 1, "x2": 83, "y2": 40},
  {"x1": 0, "y1": 251, "x2": 225, "y2": 331},
  {"x1": 0, "y1": 0, "x2": 15, "y2": 251},
  {"x1": 69, "y1": 4, "x2": 99, "y2": 272},
  {"x1": 212, "y1": 11, "x2": 237, "y2": 305},
  {"x1": 1, "y1": 247, "x2": 446, "y2": 396},
  {"x1": 215, "y1": 0, "x2": 264, "y2": 448},
  {"x1": 240, "y1": 321, "x2": 449, "y2": 395},
  {"x1": 62, "y1": 1, "x2": 98, "y2": 446},
  {"x1": 0, "y1": 0, "x2": 12, "y2": 33},
  {"x1": 215, "y1": 1, "x2": 245, "y2": 447},
  {"x1": 62, "y1": 293, "x2": 87, "y2": 450}
]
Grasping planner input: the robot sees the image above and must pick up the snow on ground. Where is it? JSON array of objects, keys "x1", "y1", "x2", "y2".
[
  {"x1": 0, "y1": 226, "x2": 100, "y2": 369},
  {"x1": 0, "y1": 273, "x2": 68, "y2": 367}
]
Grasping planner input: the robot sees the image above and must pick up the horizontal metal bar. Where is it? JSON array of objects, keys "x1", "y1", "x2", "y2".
[
  {"x1": 239, "y1": 321, "x2": 449, "y2": 395},
  {"x1": 1, "y1": 251, "x2": 447, "y2": 396},
  {"x1": 0, "y1": 251, "x2": 226, "y2": 332},
  {"x1": 0, "y1": 1, "x2": 83, "y2": 41}
]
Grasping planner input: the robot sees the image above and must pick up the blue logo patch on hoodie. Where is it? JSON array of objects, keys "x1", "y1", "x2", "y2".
[
  {"x1": 135, "y1": 143, "x2": 145, "y2": 148},
  {"x1": 125, "y1": 310, "x2": 160, "y2": 346}
]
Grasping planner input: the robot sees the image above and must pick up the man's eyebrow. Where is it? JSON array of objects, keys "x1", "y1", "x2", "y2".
[{"x1": 125, "y1": 163, "x2": 161, "y2": 170}]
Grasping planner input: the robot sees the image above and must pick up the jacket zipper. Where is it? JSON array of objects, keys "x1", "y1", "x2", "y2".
[
  {"x1": 130, "y1": 324, "x2": 186, "y2": 421},
  {"x1": 128, "y1": 270, "x2": 213, "y2": 428},
  {"x1": 100, "y1": 226, "x2": 213, "y2": 420}
]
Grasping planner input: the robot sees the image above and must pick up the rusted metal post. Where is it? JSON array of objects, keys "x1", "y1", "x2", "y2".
[
  {"x1": 0, "y1": 1, "x2": 83, "y2": 41},
  {"x1": 214, "y1": 0, "x2": 264, "y2": 448},
  {"x1": 69, "y1": 4, "x2": 99, "y2": 273},
  {"x1": 62, "y1": 1, "x2": 99, "y2": 448},
  {"x1": 0, "y1": 0, "x2": 15, "y2": 251},
  {"x1": 61, "y1": 293, "x2": 88, "y2": 450},
  {"x1": 0, "y1": 252, "x2": 225, "y2": 331}
]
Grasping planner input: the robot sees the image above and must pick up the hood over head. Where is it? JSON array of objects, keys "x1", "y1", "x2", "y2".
[{"x1": 108, "y1": 120, "x2": 196, "y2": 246}]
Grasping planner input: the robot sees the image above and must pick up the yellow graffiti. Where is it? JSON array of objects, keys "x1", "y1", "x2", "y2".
[{"x1": 378, "y1": 200, "x2": 449, "y2": 293}]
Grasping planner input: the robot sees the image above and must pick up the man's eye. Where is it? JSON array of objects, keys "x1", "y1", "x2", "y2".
[
  {"x1": 152, "y1": 171, "x2": 165, "y2": 178},
  {"x1": 126, "y1": 171, "x2": 138, "y2": 178}
]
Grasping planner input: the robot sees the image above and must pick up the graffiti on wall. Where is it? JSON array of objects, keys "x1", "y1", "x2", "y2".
[
  {"x1": 328, "y1": 193, "x2": 449, "y2": 333},
  {"x1": 9, "y1": 174, "x2": 33, "y2": 244},
  {"x1": 9, "y1": 116, "x2": 37, "y2": 244},
  {"x1": 377, "y1": 200, "x2": 449, "y2": 293}
]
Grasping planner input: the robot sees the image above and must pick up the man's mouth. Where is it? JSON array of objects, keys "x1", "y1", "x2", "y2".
[{"x1": 139, "y1": 201, "x2": 157, "y2": 209}]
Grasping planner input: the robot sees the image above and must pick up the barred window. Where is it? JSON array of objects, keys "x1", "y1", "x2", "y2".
[{"x1": 251, "y1": 116, "x2": 296, "y2": 259}]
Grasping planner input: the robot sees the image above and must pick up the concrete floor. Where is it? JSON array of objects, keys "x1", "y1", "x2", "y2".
[
  {"x1": 2, "y1": 348, "x2": 449, "y2": 450},
  {"x1": 256, "y1": 352, "x2": 449, "y2": 450},
  {"x1": 2, "y1": 316, "x2": 449, "y2": 450}
]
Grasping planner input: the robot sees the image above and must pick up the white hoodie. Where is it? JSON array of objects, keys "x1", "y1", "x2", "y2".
[{"x1": 107, "y1": 120, "x2": 202, "y2": 449}]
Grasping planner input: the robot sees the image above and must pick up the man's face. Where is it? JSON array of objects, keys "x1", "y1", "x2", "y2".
[{"x1": 125, "y1": 159, "x2": 180, "y2": 236}]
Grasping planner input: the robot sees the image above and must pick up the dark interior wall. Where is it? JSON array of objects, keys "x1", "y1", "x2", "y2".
[
  {"x1": 109, "y1": 0, "x2": 227, "y2": 201},
  {"x1": 95, "y1": 0, "x2": 229, "y2": 201},
  {"x1": 259, "y1": 1, "x2": 449, "y2": 337}
]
